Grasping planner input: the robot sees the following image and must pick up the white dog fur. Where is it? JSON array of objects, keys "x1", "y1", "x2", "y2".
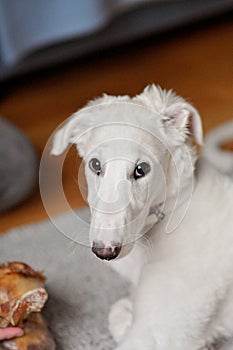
[{"x1": 51, "y1": 85, "x2": 233, "y2": 350}]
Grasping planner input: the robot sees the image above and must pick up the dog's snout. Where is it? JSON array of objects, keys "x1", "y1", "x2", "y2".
[{"x1": 92, "y1": 240, "x2": 122, "y2": 260}]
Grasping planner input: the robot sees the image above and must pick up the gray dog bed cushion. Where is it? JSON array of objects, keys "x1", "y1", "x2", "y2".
[
  {"x1": 0, "y1": 116, "x2": 38, "y2": 213},
  {"x1": 0, "y1": 207, "x2": 129, "y2": 350}
]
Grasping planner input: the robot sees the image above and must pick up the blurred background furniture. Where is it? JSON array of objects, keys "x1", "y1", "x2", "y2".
[{"x1": 0, "y1": 0, "x2": 232, "y2": 81}]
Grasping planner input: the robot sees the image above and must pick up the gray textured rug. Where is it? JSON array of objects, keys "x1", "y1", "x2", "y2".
[{"x1": 0, "y1": 208, "x2": 129, "y2": 350}]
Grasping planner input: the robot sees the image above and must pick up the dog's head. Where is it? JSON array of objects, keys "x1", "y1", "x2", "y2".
[{"x1": 51, "y1": 85, "x2": 203, "y2": 260}]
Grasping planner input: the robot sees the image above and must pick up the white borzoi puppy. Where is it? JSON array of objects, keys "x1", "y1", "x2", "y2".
[{"x1": 51, "y1": 85, "x2": 233, "y2": 350}]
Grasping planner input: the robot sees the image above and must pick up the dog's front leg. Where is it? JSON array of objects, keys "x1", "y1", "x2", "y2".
[
  {"x1": 114, "y1": 325, "x2": 156, "y2": 350},
  {"x1": 114, "y1": 262, "x2": 217, "y2": 350},
  {"x1": 109, "y1": 298, "x2": 133, "y2": 342}
]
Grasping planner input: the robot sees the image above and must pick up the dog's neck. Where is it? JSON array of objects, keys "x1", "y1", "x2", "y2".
[{"x1": 146, "y1": 160, "x2": 196, "y2": 235}]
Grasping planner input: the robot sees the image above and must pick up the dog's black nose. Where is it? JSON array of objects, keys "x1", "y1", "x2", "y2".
[{"x1": 92, "y1": 240, "x2": 122, "y2": 260}]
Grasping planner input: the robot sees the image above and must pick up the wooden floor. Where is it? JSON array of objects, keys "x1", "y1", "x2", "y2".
[{"x1": 0, "y1": 16, "x2": 232, "y2": 233}]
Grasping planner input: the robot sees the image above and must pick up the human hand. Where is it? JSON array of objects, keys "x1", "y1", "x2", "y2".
[{"x1": 0, "y1": 327, "x2": 24, "y2": 340}]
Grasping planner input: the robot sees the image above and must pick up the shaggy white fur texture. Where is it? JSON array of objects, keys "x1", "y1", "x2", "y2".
[{"x1": 52, "y1": 85, "x2": 233, "y2": 350}]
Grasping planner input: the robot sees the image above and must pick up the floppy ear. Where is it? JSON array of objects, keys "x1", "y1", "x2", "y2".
[
  {"x1": 163, "y1": 101, "x2": 203, "y2": 146},
  {"x1": 51, "y1": 93, "x2": 129, "y2": 157},
  {"x1": 51, "y1": 112, "x2": 90, "y2": 157}
]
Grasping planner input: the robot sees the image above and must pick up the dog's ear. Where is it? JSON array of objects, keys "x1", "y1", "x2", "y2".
[
  {"x1": 138, "y1": 85, "x2": 203, "y2": 146},
  {"x1": 51, "y1": 93, "x2": 131, "y2": 157},
  {"x1": 51, "y1": 111, "x2": 91, "y2": 157},
  {"x1": 162, "y1": 101, "x2": 203, "y2": 146}
]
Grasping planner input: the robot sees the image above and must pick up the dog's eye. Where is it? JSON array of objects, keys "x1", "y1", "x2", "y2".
[
  {"x1": 89, "y1": 158, "x2": 101, "y2": 175},
  {"x1": 134, "y1": 162, "x2": 151, "y2": 180}
]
